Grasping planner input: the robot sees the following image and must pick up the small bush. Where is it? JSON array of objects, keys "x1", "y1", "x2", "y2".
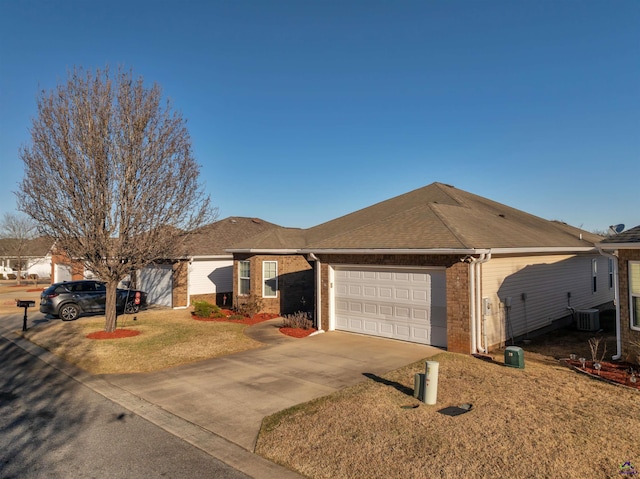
[
  {"x1": 282, "y1": 311, "x2": 313, "y2": 330},
  {"x1": 193, "y1": 301, "x2": 221, "y2": 318},
  {"x1": 235, "y1": 294, "x2": 263, "y2": 318}
]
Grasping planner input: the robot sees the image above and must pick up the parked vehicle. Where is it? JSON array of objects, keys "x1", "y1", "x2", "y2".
[{"x1": 40, "y1": 280, "x2": 147, "y2": 321}]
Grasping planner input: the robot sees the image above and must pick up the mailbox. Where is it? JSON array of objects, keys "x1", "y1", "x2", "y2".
[{"x1": 17, "y1": 299, "x2": 36, "y2": 331}]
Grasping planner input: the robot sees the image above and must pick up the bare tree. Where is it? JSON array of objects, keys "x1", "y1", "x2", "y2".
[
  {"x1": 0, "y1": 213, "x2": 38, "y2": 284},
  {"x1": 17, "y1": 67, "x2": 216, "y2": 332}
]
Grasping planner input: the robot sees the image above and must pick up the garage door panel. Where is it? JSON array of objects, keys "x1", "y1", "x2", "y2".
[{"x1": 334, "y1": 266, "x2": 446, "y2": 347}]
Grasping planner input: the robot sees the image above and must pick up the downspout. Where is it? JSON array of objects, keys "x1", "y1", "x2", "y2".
[
  {"x1": 308, "y1": 253, "x2": 324, "y2": 332},
  {"x1": 468, "y1": 253, "x2": 490, "y2": 354},
  {"x1": 475, "y1": 252, "x2": 492, "y2": 354},
  {"x1": 598, "y1": 248, "x2": 621, "y2": 360}
]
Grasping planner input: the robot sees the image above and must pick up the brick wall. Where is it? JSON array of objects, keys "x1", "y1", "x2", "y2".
[
  {"x1": 232, "y1": 254, "x2": 313, "y2": 315},
  {"x1": 172, "y1": 260, "x2": 188, "y2": 308},
  {"x1": 618, "y1": 250, "x2": 640, "y2": 361},
  {"x1": 315, "y1": 254, "x2": 472, "y2": 353}
]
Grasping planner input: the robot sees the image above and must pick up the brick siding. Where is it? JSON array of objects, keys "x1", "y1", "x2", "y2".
[{"x1": 618, "y1": 250, "x2": 640, "y2": 361}]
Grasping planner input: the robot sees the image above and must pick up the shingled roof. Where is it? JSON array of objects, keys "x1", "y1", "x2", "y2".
[
  {"x1": 230, "y1": 183, "x2": 601, "y2": 252},
  {"x1": 182, "y1": 216, "x2": 285, "y2": 256},
  {"x1": 599, "y1": 225, "x2": 640, "y2": 247},
  {"x1": 0, "y1": 236, "x2": 54, "y2": 258}
]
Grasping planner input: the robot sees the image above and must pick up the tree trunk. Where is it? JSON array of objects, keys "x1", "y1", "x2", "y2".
[{"x1": 104, "y1": 281, "x2": 118, "y2": 332}]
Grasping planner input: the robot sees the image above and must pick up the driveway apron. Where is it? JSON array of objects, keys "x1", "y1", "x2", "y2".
[{"x1": 105, "y1": 324, "x2": 440, "y2": 451}]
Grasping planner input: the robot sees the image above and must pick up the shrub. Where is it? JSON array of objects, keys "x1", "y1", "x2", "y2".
[
  {"x1": 193, "y1": 300, "x2": 221, "y2": 319},
  {"x1": 282, "y1": 311, "x2": 313, "y2": 330},
  {"x1": 235, "y1": 294, "x2": 263, "y2": 318}
]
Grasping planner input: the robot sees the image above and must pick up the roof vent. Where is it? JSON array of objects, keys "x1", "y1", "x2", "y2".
[
  {"x1": 252, "y1": 219, "x2": 261, "y2": 224},
  {"x1": 230, "y1": 219, "x2": 237, "y2": 224},
  {"x1": 498, "y1": 214, "x2": 505, "y2": 218}
]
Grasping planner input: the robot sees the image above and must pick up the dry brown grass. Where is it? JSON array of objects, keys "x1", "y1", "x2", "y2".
[
  {"x1": 257, "y1": 335, "x2": 640, "y2": 478},
  {"x1": 19, "y1": 308, "x2": 263, "y2": 374}
]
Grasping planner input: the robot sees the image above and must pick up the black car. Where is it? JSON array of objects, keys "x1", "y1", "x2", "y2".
[{"x1": 40, "y1": 280, "x2": 148, "y2": 321}]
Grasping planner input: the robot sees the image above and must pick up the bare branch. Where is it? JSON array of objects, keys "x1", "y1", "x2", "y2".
[{"x1": 17, "y1": 66, "x2": 216, "y2": 331}]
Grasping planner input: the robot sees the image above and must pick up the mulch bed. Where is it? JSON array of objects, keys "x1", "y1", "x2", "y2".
[
  {"x1": 279, "y1": 327, "x2": 317, "y2": 338},
  {"x1": 192, "y1": 309, "x2": 279, "y2": 326},
  {"x1": 192, "y1": 309, "x2": 316, "y2": 338},
  {"x1": 86, "y1": 329, "x2": 141, "y2": 340},
  {"x1": 562, "y1": 358, "x2": 640, "y2": 390}
]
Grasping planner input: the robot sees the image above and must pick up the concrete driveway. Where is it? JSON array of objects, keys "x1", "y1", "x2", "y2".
[{"x1": 106, "y1": 320, "x2": 441, "y2": 451}]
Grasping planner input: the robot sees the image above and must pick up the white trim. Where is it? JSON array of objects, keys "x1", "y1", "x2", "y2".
[
  {"x1": 238, "y1": 260, "x2": 250, "y2": 296},
  {"x1": 630, "y1": 261, "x2": 640, "y2": 332},
  {"x1": 262, "y1": 261, "x2": 278, "y2": 298},
  {"x1": 190, "y1": 255, "x2": 233, "y2": 260}
]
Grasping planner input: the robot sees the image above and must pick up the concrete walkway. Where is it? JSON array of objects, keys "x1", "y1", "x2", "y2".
[{"x1": 2, "y1": 307, "x2": 441, "y2": 478}]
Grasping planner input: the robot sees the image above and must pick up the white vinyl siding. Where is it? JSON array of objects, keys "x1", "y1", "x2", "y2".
[
  {"x1": 630, "y1": 261, "x2": 640, "y2": 331},
  {"x1": 238, "y1": 261, "x2": 250, "y2": 296},
  {"x1": 140, "y1": 264, "x2": 173, "y2": 307},
  {"x1": 481, "y1": 254, "x2": 614, "y2": 348},
  {"x1": 189, "y1": 259, "x2": 233, "y2": 296},
  {"x1": 262, "y1": 261, "x2": 278, "y2": 298}
]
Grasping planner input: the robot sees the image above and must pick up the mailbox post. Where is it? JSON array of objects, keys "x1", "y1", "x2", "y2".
[{"x1": 17, "y1": 300, "x2": 35, "y2": 332}]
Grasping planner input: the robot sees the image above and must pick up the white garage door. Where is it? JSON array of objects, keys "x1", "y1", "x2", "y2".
[
  {"x1": 140, "y1": 264, "x2": 173, "y2": 307},
  {"x1": 54, "y1": 264, "x2": 72, "y2": 283},
  {"x1": 189, "y1": 259, "x2": 233, "y2": 296},
  {"x1": 334, "y1": 266, "x2": 447, "y2": 347}
]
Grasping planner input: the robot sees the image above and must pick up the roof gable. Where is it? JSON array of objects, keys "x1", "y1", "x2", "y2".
[{"x1": 184, "y1": 217, "x2": 284, "y2": 255}]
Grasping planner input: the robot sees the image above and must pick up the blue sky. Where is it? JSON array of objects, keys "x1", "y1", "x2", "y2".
[{"x1": 1, "y1": 1, "x2": 638, "y2": 233}]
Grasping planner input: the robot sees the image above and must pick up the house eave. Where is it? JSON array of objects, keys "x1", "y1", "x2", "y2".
[
  {"x1": 597, "y1": 243, "x2": 640, "y2": 250},
  {"x1": 489, "y1": 246, "x2": 597, "y2": 254},
  {"x1": 300, "y1": 248, "x2": 491, "y2": 255},
  {"x1": 227, "y1": 248, "x2": 302, "y2": 255}
]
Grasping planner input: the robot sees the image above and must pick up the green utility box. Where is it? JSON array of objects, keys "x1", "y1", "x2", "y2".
[{"x1": 504, "y1": 346, "x2": 525, "y2": 369}]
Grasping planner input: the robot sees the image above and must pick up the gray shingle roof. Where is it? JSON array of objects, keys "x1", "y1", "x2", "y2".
[
  {"x1": 183, "y1": 217, "x2": 285, "y2": 255},
  {"x1": 600, "y1": 225, "x2": 640, "y2": 245},
  {"x1": 231, "y1": 183, "x2": 601, "y2": 251}
]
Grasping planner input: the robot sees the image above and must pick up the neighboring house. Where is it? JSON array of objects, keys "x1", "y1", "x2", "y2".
[
  {"x1": 598, "y1": 225, "x2": 640, "y2": 362},
  {"x1": 0, "y1": 236, "x2": 53, "y2": 280},
  {"x1": 229, "y1": 182, "x2": 613, "y2": 354},
  {"x1": 48, "y1": 217, "x2": 282, "y2": 308},
  {"x1": 139, "y1": 216, "x2": 283, "y2": 308}
]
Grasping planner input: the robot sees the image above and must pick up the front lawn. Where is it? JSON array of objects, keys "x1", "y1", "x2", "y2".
[
  {"x1": 19, "y1": 309, "x2": 263, "y2": 374},
  {"x1": 256, "y1": 348, "x2": 640, "y2": 478}
]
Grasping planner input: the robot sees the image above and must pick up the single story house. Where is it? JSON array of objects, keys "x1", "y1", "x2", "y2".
[
  {"x1": 0, "y1": 236, "x2": 53, "y2": 280},
  {"x1": 598, "y1": 225, "x2": 640, "y2": 362},
  {"x1": 49, "y1": 217, "x2": 283, "y2": 308},
  {"x1": 138, "y1": 216, "x2": 283, "y2": 308},
  {"x1": 229, "y1": 182, "x2": 614, "y2": 354}
]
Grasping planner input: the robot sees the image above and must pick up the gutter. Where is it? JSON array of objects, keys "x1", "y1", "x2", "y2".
[
  {"x1": 597, "y1": 247, "x2": 622, "y2": 360},
  {"x1": 489, "y1": 247, "x2": 596, "y2": 255}
]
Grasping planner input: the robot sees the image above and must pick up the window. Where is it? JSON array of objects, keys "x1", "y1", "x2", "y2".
[
  {"x1": 608, "y1": 258, "x2": 614, "y2": 290},
  {"x1": 238, "y1": 261, "x2": 250, "y2": 296},
  {"x1": 263, "y1": 261, "x2": 277, "y2": 298},
  {"x1": 630, "y1": 261, "x2": 640, "y2": 331},
  {"x1": 592, "y1": 258, "x2": 598, "y2": 293}
]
